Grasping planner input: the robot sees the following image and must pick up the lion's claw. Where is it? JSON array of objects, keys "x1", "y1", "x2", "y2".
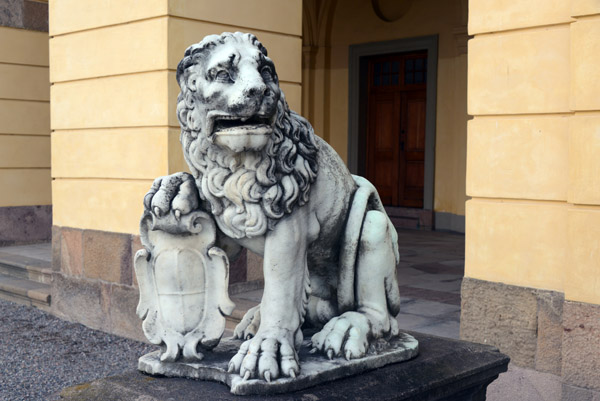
[
  {"x1": 144, "y1": 172, "x2": 200, "y2": 222},
  {"x1": 229, "y1": 340, "x2": 248, "y2": 374},
  {"x1": 311, "y1": 312, "x2": 371, "y2": 361},
  {"x1": 233, "y1": 305, "x2": 261, "y2": 340},
  {"x1": 228, "y1": 330, "x2": 300, "y2": 382}
]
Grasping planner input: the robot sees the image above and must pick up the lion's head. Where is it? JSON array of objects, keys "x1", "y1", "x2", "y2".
[{"x1": 176, "y1": 32, "x2": 319, "y2": 239}]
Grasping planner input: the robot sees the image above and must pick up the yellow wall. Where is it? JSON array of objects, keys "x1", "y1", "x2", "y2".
[
  {"x1": 302, "y1": 0, "x2": 469, "y2": 217},
  {"x1": 50, "y1": 0, "x2": 302, "y2": 234},
  {"x1": 466, "y1": 1, "x2": 600, "y2": 304},
  {"x1": 0, "y1": 26, "x2": 51, "y2": 207}
]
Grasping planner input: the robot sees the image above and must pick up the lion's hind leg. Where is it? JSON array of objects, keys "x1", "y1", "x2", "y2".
[{"x1": 311, "y1": 210, "x2": 399, "y2": 359}]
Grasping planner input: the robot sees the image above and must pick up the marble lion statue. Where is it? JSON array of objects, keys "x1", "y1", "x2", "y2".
[{"x1": 139, "y1": 32, "x2": 401, "y2": 382}]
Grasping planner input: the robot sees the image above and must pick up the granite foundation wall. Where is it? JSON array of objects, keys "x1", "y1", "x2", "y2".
[
  {"x1": 561, "y1": 301, "x2": 600, "y2": 400},
  {"x1": 0, "y1": 205, "x2": 52, "y2": 245},
  {"x1": 461, "y1": 277, "x2": 600, "y2": 398},
  {"x1": 0, "y1": 0, "x2": 48, "y2": 31},
  {"x1": 51, "y1": 225, "x2": 258, "y2": 341}
]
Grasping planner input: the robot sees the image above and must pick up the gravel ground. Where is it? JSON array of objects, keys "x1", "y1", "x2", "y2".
[{"x1": 0, "y1": 299, "x2": 155, "y2": 401}]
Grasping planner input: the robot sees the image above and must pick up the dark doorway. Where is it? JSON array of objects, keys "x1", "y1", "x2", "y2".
[
  {"x1": 348, "y1": 35, "x2": 438, "y2": 218},
  {"x1": 364, "y1": 51, "x2": 427, "y2": 208}
]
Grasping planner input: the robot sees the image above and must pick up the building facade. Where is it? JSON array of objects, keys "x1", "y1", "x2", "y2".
[
  {"x1": 0, "y1": 0, "x2": 51, "y2": 245},
  {"x1": 0, "y1": 0, "x2": 598, "y2": 398},
  {"x1": 462, "y1": 2, "x2": 600, "y2": 397}
]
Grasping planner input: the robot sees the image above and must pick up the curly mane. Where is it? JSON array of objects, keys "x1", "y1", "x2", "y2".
[{"x1": 176, "y1": 32, "x2": 319, "y2": 239}]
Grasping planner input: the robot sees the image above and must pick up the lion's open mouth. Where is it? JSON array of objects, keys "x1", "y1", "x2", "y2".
[
  {"x1": 207, "y1": 112, "x2": 275, "y2": 152},
  {"x1": 211, "y1": 115, "x2": 273, "y2": 136}
]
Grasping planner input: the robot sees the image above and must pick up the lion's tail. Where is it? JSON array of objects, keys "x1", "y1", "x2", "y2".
[{"x1": 337, "y1": 175, "x2": 400, "y2": 314}]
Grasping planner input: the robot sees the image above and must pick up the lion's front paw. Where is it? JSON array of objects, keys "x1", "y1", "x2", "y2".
[
  {"x1": 310, "y1": 312, "x2": 370, "y2": 361},
  {"x1": 228, "y1": 329, "x2": 299, "y2": 382},
  {"x1": 144, "y1": 172, "x2": 200, "y2": 220}
]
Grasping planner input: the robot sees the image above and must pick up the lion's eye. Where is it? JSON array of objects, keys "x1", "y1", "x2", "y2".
[
  {"x1": 261, "y1": 66, "x2": 274, "y2": 82},
  {"x1": 215, "y1": 69, "x2": 232, "y2": 83}
]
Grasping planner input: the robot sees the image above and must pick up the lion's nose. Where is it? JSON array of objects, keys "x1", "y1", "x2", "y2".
[
  {"x1": 229, "y1": 81, "x2": 267, "y2": 112},
  {"x1": 244, "y1": 82, "x2": 267, "y2": 100}
]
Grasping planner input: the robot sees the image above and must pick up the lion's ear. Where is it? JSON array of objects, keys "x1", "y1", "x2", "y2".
[{"x1": 186, "y1": 73, "x2": 199, "y2": 92}]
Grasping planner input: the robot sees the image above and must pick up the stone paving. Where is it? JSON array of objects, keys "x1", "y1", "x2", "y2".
[
  {"x1": 394, "y1": 229, "x2": 464, "y2": 339},
  {"x1": 0, "y1": 242, "x2": 51, "y2": 262},
  {"x1": 229, "y1": 229, "x2": 464, "y2": 340}
]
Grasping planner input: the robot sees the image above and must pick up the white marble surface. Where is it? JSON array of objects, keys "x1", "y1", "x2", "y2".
[
  {"x1": 136, "y1": 32, "x2": 413, "y2": 384},
  {"x1": 139, "y1": 333, "x2": 418, "y2": 395}
]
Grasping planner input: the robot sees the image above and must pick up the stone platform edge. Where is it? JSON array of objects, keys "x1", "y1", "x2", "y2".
[
  {"x1": 58, "y1": 332, "x2": 509, "y2": 401},
  {"x1": 139, "y1": 332, "x2": 419, "y2": 395}
]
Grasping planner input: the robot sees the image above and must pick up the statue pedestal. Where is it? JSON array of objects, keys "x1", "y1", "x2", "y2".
[
  {"x1": 139, "y1": 332, "x2": 418, "y2": 395},
  {"x1": 59, "y1": 332, "x2": 509, "y2": 400}
]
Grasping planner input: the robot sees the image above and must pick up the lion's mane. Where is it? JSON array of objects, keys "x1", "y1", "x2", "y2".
[{"x1": 176, "y1": 33, "x2": 319, "y2": 239}]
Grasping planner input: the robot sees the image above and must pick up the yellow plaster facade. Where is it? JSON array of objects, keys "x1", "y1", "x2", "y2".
[
  {"x1": 467, "y1": 116, "x2": 569, "y2": 201},
  {"x1": 302, "y1": 0, "x2": 469, "y2": 217},
  {"x1": 571, "y1": 16, "x2": 600, "y2": 111},
  {"x1": 51, "y1": 128, "x2": 174, "y2": 180},
  {"x1": 466, "y1": 199, "x2": 567, "y2": 292},
  {"x1": 567, "y1": 207, "x2": 600, "y2": 305},
  {"x1": 48, "y1": 0, "x2": 168, "y2": 36},
  {"x1": 46, "y1": 0, "x2": 600, "y2": 306},
  {"x1": 0, "y1": 26, "x2": 51, "y2": 207},
  {"x1": 50, "y1": 0, "x2": 302, "y2": 234},
  {"x1": 52, "y1": 179, "x2": 152, "y2": 234},
  {"x1": 0, "y1": 169, "x2": 51, "y2": 206},
  {"x1": 569, "y1": 115, "x2": 600, "y2": 205},
  {"x1": 466, "y1": 1, "x2": 600, "y2": 305},
  {"x1": 0, "y1": 135, "x2": 50, "y2": 168},
  {"x1": 469, "y1": 0, "x2": 572, "y2": 34},
  {"x1": 49, "y1": 17, "x2": 170, "y2": 82},
  {"x1": 468, "y1": 26, "x2": 571, "y2": 115},
  {"x1": 50, "y1": 0, "x2": 468, "y2": 232}
]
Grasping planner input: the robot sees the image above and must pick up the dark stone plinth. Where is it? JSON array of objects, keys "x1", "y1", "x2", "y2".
[{"x1": 58, "y1": 332, "x2": 509, "y2": 401}]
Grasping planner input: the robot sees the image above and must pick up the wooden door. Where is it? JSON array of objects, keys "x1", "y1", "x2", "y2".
[{"x1": 365, "y1": 52, "x2": 427, "y2": 208}]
